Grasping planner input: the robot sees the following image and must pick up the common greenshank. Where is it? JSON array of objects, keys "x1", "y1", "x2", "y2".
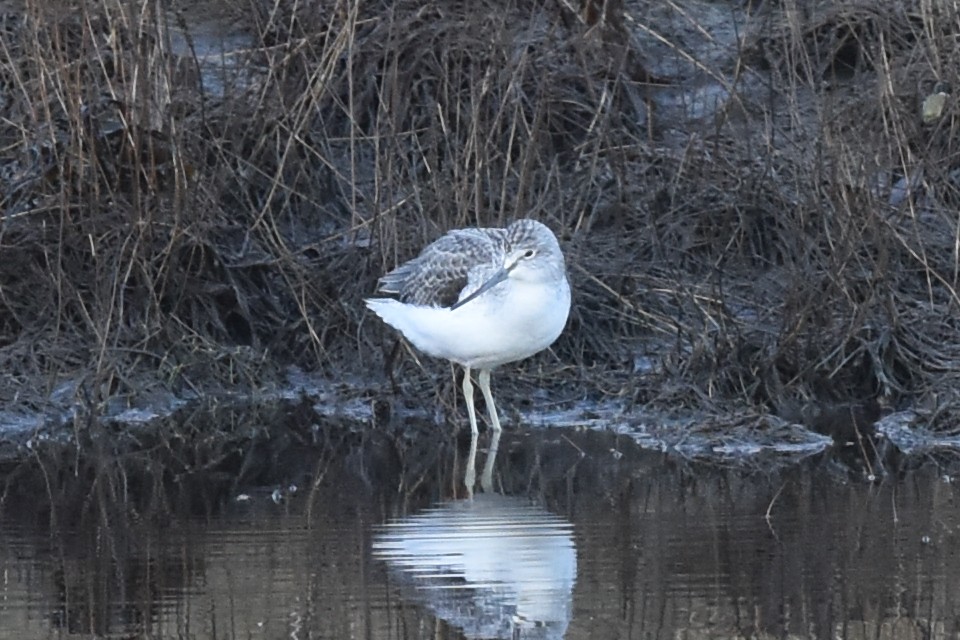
[{"x1": 366, "y1": 219, "x2": 570, "y2": 434}]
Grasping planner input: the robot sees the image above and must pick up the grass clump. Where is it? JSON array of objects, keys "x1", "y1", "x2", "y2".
[{"x1": 1, "y1": 0, "x2": 960, "y2": 434}]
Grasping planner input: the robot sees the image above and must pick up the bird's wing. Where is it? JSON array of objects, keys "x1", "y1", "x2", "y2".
[{"x1": 377, "y1": 227, "x2": 506, "y2": 307}]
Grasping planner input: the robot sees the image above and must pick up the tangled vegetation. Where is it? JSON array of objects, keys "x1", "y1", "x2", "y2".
[{"x1": 1, "y1": 0, "x2": 959, "y2": 435}]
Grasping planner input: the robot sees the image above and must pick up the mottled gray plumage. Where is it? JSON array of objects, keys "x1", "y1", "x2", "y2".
[{"x1": 377, "y1": 219, "x2": 555, "y2": 307}]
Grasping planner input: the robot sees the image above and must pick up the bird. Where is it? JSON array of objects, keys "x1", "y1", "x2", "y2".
[{"x1": 365, "y1": 218, "x2": 571, "y2": 434}]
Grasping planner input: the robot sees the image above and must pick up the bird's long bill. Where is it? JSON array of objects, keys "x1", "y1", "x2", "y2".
[{"x1": 450, "y1": 267, "x2": 509, "y2": 310}]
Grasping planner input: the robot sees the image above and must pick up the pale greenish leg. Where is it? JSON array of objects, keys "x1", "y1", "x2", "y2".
[
  {"x1": 478, "y1": 369, "x2": 502, "y2": 433},
  {"x1": 462, "y1": 366, "x2": 480, "y2": 435},
  {"x1": 462, "y1": 366, "x2": 480, "y2": 495},
  {"x1": 477, "y1": 369, "x2": 501, "y2": 492},
  {"x1": 480, "y1": 427, "x2": 501, "y2": 493}
]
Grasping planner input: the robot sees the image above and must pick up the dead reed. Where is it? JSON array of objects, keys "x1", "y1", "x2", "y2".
[{"x1": 0, "y1": 0, "x2": 959, "y2": 433}]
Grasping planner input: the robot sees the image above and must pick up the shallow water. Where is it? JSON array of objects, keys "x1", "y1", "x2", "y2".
[{"x1": 1, "y1": 417, "x2": 959, "y2": 640}]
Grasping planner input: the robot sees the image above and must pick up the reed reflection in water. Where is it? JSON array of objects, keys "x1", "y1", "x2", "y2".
[{"x1": 1, "y1": 412, "x2": 960, "y2": 639}]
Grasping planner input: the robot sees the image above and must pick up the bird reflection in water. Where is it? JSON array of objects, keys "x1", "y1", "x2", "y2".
[
  {"x1": 465, "y1": 423, "x2": 501, "y2": 497},
  {"x1": 373, "y1": 434, "x2": 577, "y2": 640}
]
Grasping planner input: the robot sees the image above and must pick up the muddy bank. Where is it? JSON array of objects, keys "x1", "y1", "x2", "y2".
[
  {"x1": 3, "y1": 402, "x2": 955, "y2": 531},
  {"x1": 1, "y1": 0, "x2": 960, "y2": 459}
]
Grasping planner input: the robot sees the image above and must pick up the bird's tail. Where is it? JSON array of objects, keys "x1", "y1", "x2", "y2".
[{"x1": 364, "y1": 298, "x2": 455, "y2": 362}]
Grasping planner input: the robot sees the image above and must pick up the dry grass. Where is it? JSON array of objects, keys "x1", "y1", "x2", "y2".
[{"x1": 1, "y1": 0, "x2": 960, "y2": 432}]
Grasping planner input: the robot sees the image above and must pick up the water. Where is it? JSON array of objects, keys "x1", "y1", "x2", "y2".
[{"x1": 1, "y1": 417, "x2": 958, "y2": 639}]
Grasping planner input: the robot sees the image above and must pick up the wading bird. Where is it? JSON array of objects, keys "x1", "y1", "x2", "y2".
[{"x1": 366, "y1": 219, "x2": 571, "y2": 434}]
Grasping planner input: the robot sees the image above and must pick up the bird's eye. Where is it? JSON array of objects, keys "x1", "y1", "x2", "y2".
[{"x1": 523, "y1": 249, "x2": 536, "y2": 259}]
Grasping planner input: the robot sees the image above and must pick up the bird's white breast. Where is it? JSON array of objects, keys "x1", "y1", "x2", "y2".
[
  {"x1": 447, "y1": 273, "x2": 570, "y2": 369},
  {"x1": 366, "y1": 274, "x2": 570, "y2": 370}
]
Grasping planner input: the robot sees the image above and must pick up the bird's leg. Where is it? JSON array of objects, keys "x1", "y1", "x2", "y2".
[
  {"x1": 462, "y1": 366, "x2": 479, "y2": 496},
  {"x1": 478, "y1": 369, "x2": 502, "y2": 433},
  {"x1": 462, "y1": 366, "x2": 479, "y2": 435}
]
